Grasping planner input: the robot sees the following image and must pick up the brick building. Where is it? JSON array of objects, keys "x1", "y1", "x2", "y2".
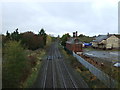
[{"x1": 66, "y1": 31, "x2": 83, "y2": 53}]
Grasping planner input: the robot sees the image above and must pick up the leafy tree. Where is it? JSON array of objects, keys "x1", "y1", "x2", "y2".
[
  {"x1": 20, "y1": 32, "x2": 34, "y2": 49},
  {"x1": 21, "y1": 31, "x2": 44, "y2": 50},
  {"x1": 61, "y1": 33, "x2": 71, "y2": 46},
  {"x1": 38, "y1": 28, "x2": 47, "y2": 46},
  {"x1": 2, "y1": 41, "x2": 30, "y2": 88},
  {"x1": 11, "y1": 28, "x2": 20, "y2": 41},
  {"x1": 78, "y1": 34, "x2": 94, "y2": 43},
  {"x1": 79, "y1": 34, "x2": 85, "y2": 37},
  {"x1": 6, "y1": 31, "x2": 10, "y2": 39},
  {"x1": 39, "y1": 28, "x2": 46, "y2": 36}
]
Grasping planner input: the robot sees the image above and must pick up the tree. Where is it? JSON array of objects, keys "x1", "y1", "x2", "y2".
[
  {"x1": 38, "y1": 28, "x2": 47, "y2": 46},
  {"x1": 39, "y1": 28, "x2": 46, "y2": 36},
  {"x1": 78, "y1": 34, "x2": 94, "y2": 43},
  {"x1": 2, "y1": 41, "x2": 30, "y2": 88},
  {"x1": 79, "y1": 34, "x2": 85, "y2": 37},
  {"x1": 11, "y1": 28, "x2": 20, "y2": 41},
  {"x1": 20, "y1": 32, "x2": 34, "y2": 49},
  {"x1": 6, "y1": 30, "x2": 10, "y2": 39},
  {"x1": 20, "y1": 31, "x2": 44, "y2": 50},
  {"x1": 61, "y1": 33, "x2": 71, "y2": 46}
]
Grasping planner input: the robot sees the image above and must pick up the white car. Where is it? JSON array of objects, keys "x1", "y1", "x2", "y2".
[{"x1": 113, "y1": 62, "x2": 120, "y2": 67}]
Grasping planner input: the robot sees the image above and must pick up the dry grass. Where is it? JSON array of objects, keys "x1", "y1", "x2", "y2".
[
  {"x1": 21, "y1": 49, "x2": 46, "y2": 88},
  {"x1": 79, "y1": 53, "x2": 120, "y2": 85},
  {"x1": 59, "y1": 46, "x2": 107, "y2": 88}
]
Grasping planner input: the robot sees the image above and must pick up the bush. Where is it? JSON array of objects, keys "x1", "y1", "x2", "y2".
[
  {"x1": 28, "y1": 55, "x2": 37, "y2": 68},
  {"x1": 2, "y1": 41, "x2": 30, "y2": 88},
  {"x1": 20, "y1": 32, "x2": 44, "y2": 50}
]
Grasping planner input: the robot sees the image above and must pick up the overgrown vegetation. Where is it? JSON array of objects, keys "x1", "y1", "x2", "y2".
[
  {"x1": 22, "y1": 49, "x2": 46, "y2": 88},
  {"x1": 2, "y1": 28, "x2": 52, "y2": 88},
  {"x1": 59, "y1": 45, "x2": 107, "y2": 88},
  {"x1": 2, "y1": 41, "x2": 30, "y2": 88}
]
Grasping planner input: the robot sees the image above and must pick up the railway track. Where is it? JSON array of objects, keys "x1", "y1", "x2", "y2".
[
  {"x1": 54, "y1": 49, "x2": 67, "y2": 88},
  {"x1": 43, "y1": 45, "x2": 54, "y2": 88},
  {"x1": 55, "y1": 44, "x2": 78, "y2": 88},
  {"x1": 34, "y1": 42, "x2": 88, "y2": 89}
]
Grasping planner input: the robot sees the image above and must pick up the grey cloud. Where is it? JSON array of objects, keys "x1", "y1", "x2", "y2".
[{"x1": 2, "y1": 2, "x2": 117, "y2": 36}]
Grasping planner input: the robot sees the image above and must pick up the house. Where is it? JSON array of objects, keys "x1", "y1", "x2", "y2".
[
  {"x1": 66, "y1": 31, "x2": 83, "y2": 54},
  {"x1": 92, "y1": 34, "x2": 120, "y2": 49}
]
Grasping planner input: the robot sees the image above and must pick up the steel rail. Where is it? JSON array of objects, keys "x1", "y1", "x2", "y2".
[
  {"x1": 62, "y1": 60, "x2": 78, "y2": 88},
  {"x1": 55, "y1": 47, "x2": 67, "y2": 89},
  {"x1": 52, "y1": 46, "x2": 55, "y2": 89},
  {"x1": 57, "y1": 46, "x2": 78, "y2": 89},
  {"x1": 43, "y1": 46, "x2": 52, "y2": 89},
  {"x1": 43, "y1": 58, "x2": 49, "y2": 89}
]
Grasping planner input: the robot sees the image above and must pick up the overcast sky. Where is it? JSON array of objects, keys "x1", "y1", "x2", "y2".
[{"x1": 1, "y1": 0, "x2": 118, "y2": 37}]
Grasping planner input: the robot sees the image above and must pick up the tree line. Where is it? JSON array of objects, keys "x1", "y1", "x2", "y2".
[
  {"x1": 2, "y1": 28, "x2": 49, "y2": 88},
  {"x1": 2, "y1": 28, "x2": 47, "y2": 50}
]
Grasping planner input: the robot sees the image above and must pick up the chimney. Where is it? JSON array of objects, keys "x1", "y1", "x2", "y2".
[
  {"x1": 76, "y1": 31, "x2": 77, "y2": 37},
  {"x1": 73, "y1": 32, "x2": 75, "y2": 37}
]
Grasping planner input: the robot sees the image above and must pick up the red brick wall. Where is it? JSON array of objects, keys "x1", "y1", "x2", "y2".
[{"x1": 66, "y1": 43, "x2": 82, "y2": 52}]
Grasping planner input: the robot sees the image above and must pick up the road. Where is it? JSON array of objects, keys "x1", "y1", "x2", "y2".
[{"x1": 32, "y1": 42, "x2": 88, "y2": 88}]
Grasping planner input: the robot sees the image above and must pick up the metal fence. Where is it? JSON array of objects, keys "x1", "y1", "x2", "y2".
[{"x1": 73, "y1": 52, "x2": 118, "y2": 88}]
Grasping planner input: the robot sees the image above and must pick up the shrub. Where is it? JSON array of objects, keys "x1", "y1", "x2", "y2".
[{"x1": 2, "y1": 41, "x2": 30, "y2": 88}]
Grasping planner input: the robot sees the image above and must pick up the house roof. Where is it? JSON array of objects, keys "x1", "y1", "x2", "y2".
[
  {"x1": 92, "y1": 34, "x2": 120, "y2": 42},
  {"x1": 92, "y1": 35, "x2": 109, "y2": 42},
  {"x1": 66, "y1": 37, "x2": 82, "y2": 44}
]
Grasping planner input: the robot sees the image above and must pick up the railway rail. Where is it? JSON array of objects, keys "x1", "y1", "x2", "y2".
[{"x1": 33, "y1": 42, "x2": 88, "y2": 88}]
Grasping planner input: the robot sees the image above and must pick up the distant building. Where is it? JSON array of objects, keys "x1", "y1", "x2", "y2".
[
  {"x1": 92, "y1": 34, "x2": 120, "y2": 49},
  {"x1": 66, "y1": 31, "x2": 83, "y2": 54}
]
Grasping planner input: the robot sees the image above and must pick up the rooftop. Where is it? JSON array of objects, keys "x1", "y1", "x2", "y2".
[
  {"x1": 92, "y1": 34, "x2": 120, "y2": 42},
  {"x1": 66, "y1": 37, "x2": 82, "y2": 44}
]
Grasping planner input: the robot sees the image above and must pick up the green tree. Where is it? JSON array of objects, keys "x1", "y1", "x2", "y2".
[
  {"x1": 2, "y1": 41, "x2": 30, "y2": 88},
  {"x1": 11, "y1": 28, "x2": 20, "y2": 41},
  {"x1": 6, "y1": 30, "x2": 10, "y2": 39},
  {"x1": 61, "y1": 33, "x2": 71, "y2": 46},
  {"x1": 78, "y1": 34, "x2": 94, "y2": 43},
  {"x1": 39, "y1": 28, "x2": 46, "y2": 36},
  {"x1": 20, "y1": 32, "x2": 44, "y2": 50},
  {"x1": 38, "y1": 28, "x2": 47, "y2": 46}
]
